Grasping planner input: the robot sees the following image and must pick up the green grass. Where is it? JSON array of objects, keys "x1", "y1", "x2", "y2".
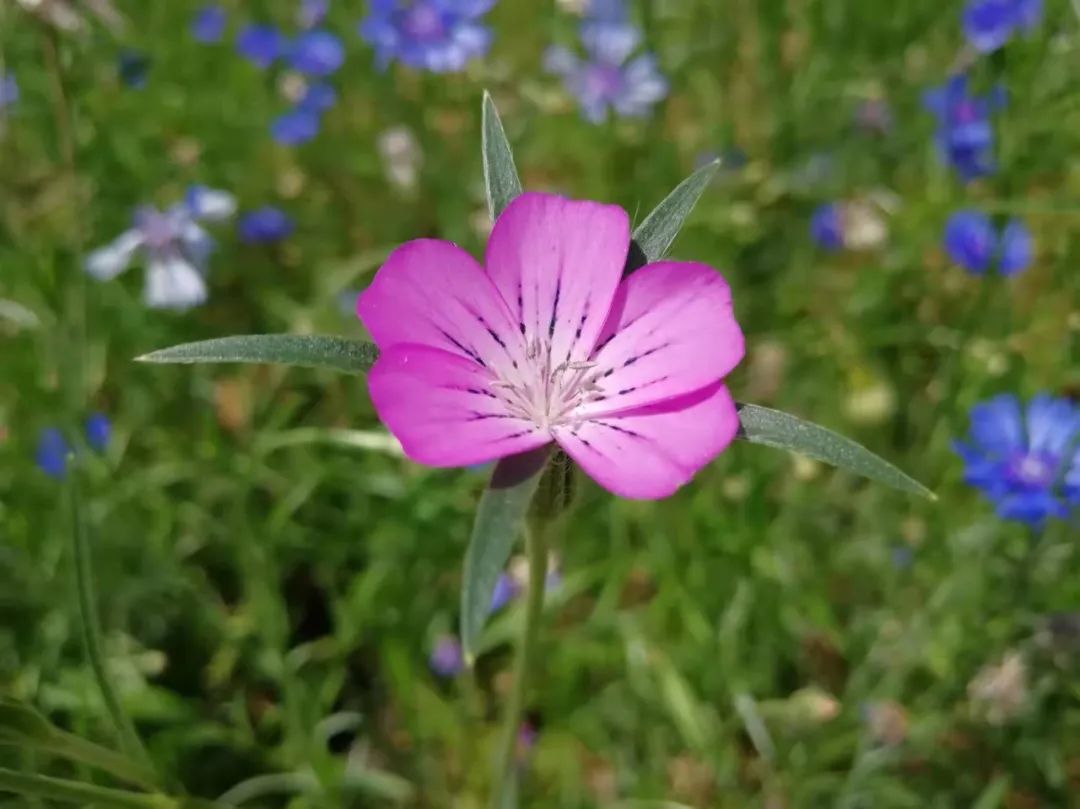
[{"x1": 2, "y1": 0, "x2": 1080, "y2": 806}]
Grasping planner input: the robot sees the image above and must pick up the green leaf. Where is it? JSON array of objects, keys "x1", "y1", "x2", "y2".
[
  {"x1": 631, "y1": 159, "x2": 720, "y2": 264},
  {"x1": 460, "y1": 448, "x2": 549, "y2": 660},
  {"x1": 482, "y1": 90, "x2": 523, "y2": 221},
  {"x1": 136, "y1": 335, "x2": 379, "y2": 375},
  {"x1": 736, "y1": 403, "x2": 935, "y2": 499}
]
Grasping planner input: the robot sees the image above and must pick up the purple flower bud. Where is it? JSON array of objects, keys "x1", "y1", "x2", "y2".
[{"x1": 429, "y1": 635, "x2": 465, "y2": 678}]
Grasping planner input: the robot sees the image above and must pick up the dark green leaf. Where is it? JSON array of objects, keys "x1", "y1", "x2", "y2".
[
  {"x1": 631, "y1": 159, "x2": 720, "y2": 264},
  {"x1": 482, "y1": 90, "x2": 523, "y2": 221},
  {"x1": 736, "y1": 403, "x2": 934, "y2": 499},
  {"x1": 136, "y1": 335, "x2": 379, "y2": 375},
  {"x1": 460, "y1": 448, "x2": 549, "y2": 660}
]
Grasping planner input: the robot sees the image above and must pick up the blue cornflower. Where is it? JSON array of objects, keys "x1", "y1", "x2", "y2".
[
  {"x1": 118, "y1": 50, "x2": 151, "y2": 89},
  {"x1": 943, "y1": 211, "x2": 1032, "y2": 276},
  {"x1": 86, "y1": 413, "x2": 111, "y2": 453},
  {"x1": 289, "y1": 29, "x2": 345, "y2": 76},
  {"x1": 962, "y1": 0, "x2": 1043, "y2": 53},
  {"x1": 545, "y1": 11, "x2": 668, "y2": 124},
  {"x1": 0, "y1": 72, "x2": 18, "y2": 111},
  {"x1": 358, "y1": 0, "x2": 495, "y2": 73},
  {"x1": 810, "y1": 203, "x2": 845, "y2": 251},
  {"x1": 84, "y1": 185, "x2": 236, "y2": 310},
  {"x1": 954, "y1": 394, "x2": 1080, "y2": 526},
  {"x1": 237, "y1": 23, "x2": 288, "y2": 68},
  {"x1": 271, "y1": 107, "x2": 321, "y2": 145},
  {"x1": 429, "y1": 635, "x2": 465, "y2": 678},
  {"x1": 239, "y1": 207, "x2": 295, "y2": 243},
  {"x1": 298, "y1": 0, "x2": 329, "y2": 29},
  {"x1": 37, "y1": 428, "x2": 70, "y2": 480},
  {"x1": 192, "y1": 5, "x2": 227, "y2": 43},
  {"x1": 298, "y1": 82, "x2": 337, "y2": 112},
  {"x1": 923, "y1": 75, "x2": 1002, "y2": 181}
]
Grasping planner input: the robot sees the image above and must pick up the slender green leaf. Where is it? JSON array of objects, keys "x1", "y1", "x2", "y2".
[
  {"x1": 136, "y1": 335, "x2": 379, "y2": 375},
  {"x1": 482, "y1": 91, "x2": 523, "y2": 221},
  {"x1": 736, "y1": 403, "x2": 934, "y2": 499},
  {"x1": 460, "y1": 449, "x2": 549, "y2": 660},
  {"x1": 631, "y1": 159, "x2": 720, "y2": 264}
]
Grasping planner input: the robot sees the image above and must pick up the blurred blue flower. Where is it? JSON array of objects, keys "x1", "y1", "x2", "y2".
[
  {"x1": 289, "y1": 29, "x2": 345, "y2": 76},
  {"x1": 429, "y1": 635, "x2": 464, "y2": 678},
  {"x1": 943, "y1": 210, "x2": 1032, "y2": 276},
  {"x1": 490, "y1": 573, "x2": 519, "y2": 612},
  {"x1": 0, "y1": 72, "x2": 19, "y2": 110},
  {"x1": 546, "y1": 7, "x2": 667, "y2": 124},
  {"x1": 192, "y1": 5, "x2": 227, "y2": 43},
  {"x1": 186, "y1": 185, "x2": 239, "y2": 222},
  {"x1": 962, "y1": 0, "x2": 1043, "y2": 52},
  {"x1": 118, "y1": 50, "x2": 151, "y2": 89},
  {"x1": 923, "y1": 75, "x2": 1001, "y2": 181},
  {"x1": 954, "y1": 394, "x2": 1080, "y2": 526},
  {"x1": 272, "y1": 107, "x2": 321, "y2": 145},
  {"x1": 239, "y1": 207, "x2": 295, "y2": 243},
  {"x1": 298, "y1": 0, "x2": 329, "y2": 29},
  {"x1": 586, "y1": 0, "x2": 629, "y2": 21},
  {"x1": 358, "y1": 0, "x2": 495, "y2": 73},
  {"x1": 299, "y1": 82, "x2": 337, "y2": 112},
  {"x1": 810, "y1": 203, "x2": 845, "y2": 251},
  {"x1": 237, "y1": 23, "x2": 287, "y2": 68},
  {"x1": 1013, "y1": 0, "x2": 1043, "y2": 29},
  {"x1": 86, "y1": 413, "x2": 111, "y2": 453},
  {"x1": 36, "y1": 428, "x2": 69, "y2": 480},
  {"x1": 84, "y1": 186, "x2": 236, "y2": 310}
]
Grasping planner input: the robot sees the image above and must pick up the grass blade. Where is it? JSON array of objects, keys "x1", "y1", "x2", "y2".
[
  {"x1": 736, "y1": 402, "x2": 935, "y2": 499},
  {"x1": 136, "y1": 335, "x2": 379, "y2": 375},
  {"x1": 482, "y1": 90, "x2": 523, "y2": 221}
]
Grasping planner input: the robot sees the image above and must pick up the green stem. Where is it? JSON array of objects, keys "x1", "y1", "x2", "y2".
[
  {"x1": 0, "y1": 767, "x2": 172, "y2": 808},
  {"x1": 490, "y1": 522, "x2": 548, "y2": 808},
  {"x1": 68, "y1": 477, "x2": 154, "y2": 773}
]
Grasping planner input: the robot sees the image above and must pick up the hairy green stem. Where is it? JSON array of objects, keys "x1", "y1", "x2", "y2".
[
  {"x1": 69, "y1": 478, "x2": 154, "y2": 772},
  {"x1": 0, "y1": 767, "x2": 171, "y2": 808},
  {"x1": 491, "y1": 522, "x2": 548, "y2": 808}
]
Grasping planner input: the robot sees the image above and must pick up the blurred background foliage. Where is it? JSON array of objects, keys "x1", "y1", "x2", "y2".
[{"x1": 1, "y1": 0, "x2": 1079, "y2": 806}]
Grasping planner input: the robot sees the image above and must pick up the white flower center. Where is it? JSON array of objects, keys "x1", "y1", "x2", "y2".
[{"x1": 492, "y1": 337, "x2": 605, "y2": 430}]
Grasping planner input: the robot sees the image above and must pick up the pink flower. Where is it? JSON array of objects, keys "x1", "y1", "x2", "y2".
[{"x1": 357, "y1": 193, "x2": 744, "y2": 499}]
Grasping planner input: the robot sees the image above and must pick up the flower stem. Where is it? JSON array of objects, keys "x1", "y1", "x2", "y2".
[
  {"x1": 68, "y1": 476, "x2": 154, "y2": 774},
  {"x1": 490, "y1": 521, "x2": 548, "y2": 808}
]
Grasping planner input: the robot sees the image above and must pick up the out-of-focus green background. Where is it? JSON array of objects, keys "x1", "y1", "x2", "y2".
[{"x1": 2, "y1": 1, "x2": 1079, "y2": 806}]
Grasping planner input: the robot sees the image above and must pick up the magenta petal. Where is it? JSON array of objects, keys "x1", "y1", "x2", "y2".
[
  {"x1": 367, "y1": 343, "x2": 550, "y2": 467},
  {"x1": 357, "y1": 239, "x2": 525, "y2": 371},
  {"x1": 554, "y1": 382, "x2": 739, "y2": 499},
  {"x1": 485, "y1": 192, "x2": 630, "y2": 364},
  {"x1": 581, "y1": 261, "x2": 744, "y2": 417}
]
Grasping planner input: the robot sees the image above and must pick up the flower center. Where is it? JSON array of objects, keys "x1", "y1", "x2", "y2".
[
  {"x1": 583, "y1": 63, "x2": 624, "y2": 99},
  {"x1": 1006, "y1": 452, "x2": 1058, "y2": 489},
  {"x1": 136, "y1": 208, "x2": 180, "y2": 251},
  {"x1": 402, "y1": 5, "x2": 446, "y2": 42},
  {"x1": 491, "y1": 338, "x2": 605, "y2": 431}
]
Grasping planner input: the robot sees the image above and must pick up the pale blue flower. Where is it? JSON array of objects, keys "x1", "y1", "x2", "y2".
[{"x1": 85, "y1": 186, "x2": 236, "y2": 310}]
